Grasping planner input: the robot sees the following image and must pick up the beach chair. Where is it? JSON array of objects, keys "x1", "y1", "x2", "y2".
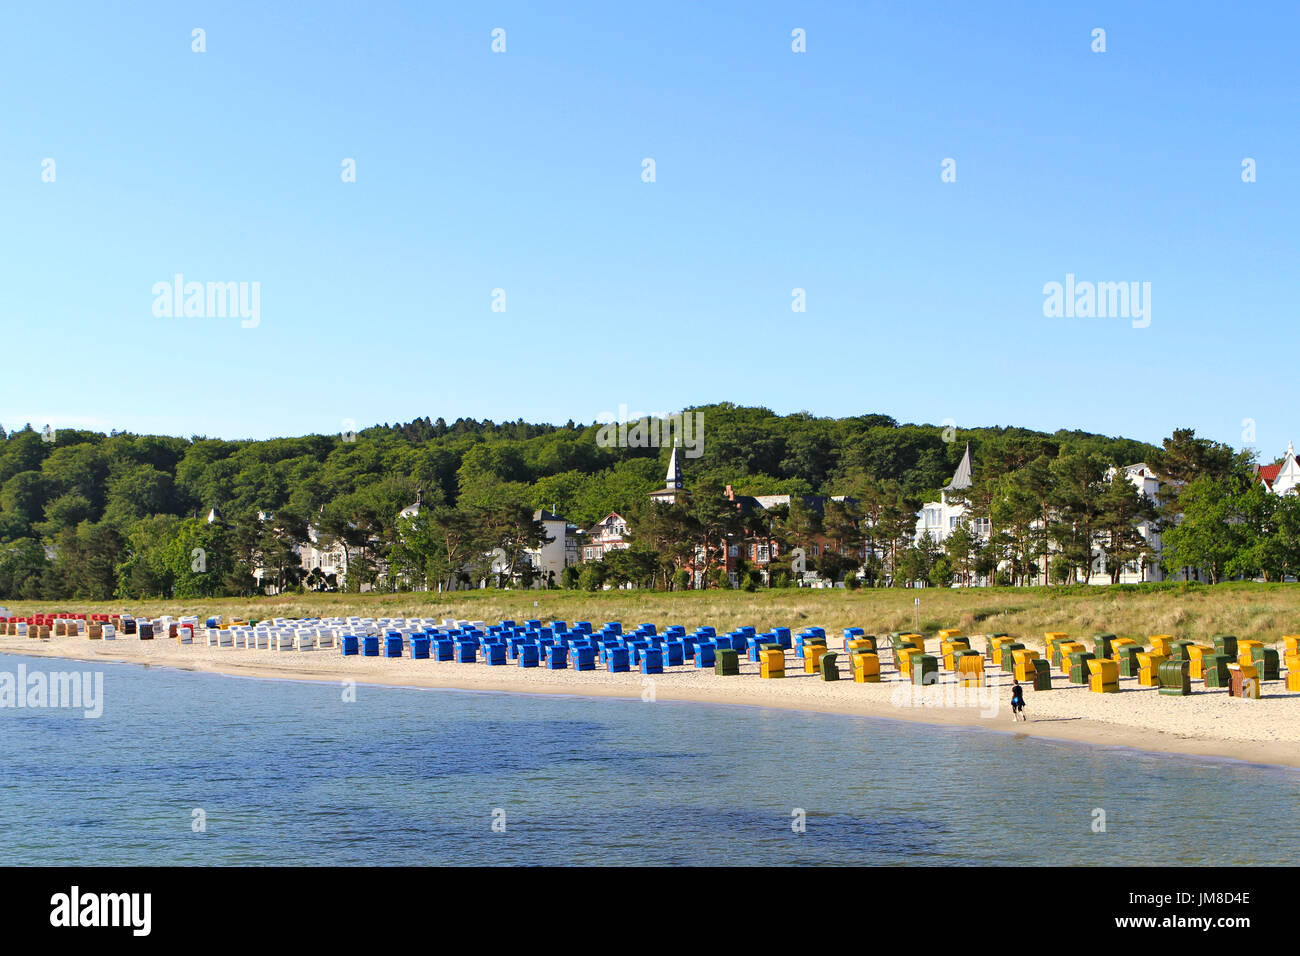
[
  {"x1": 1067, "y1": 650, "x2": 1096, "y2": 684},
  {"x1": 1250, "y1": 645, "x2": 1280, "y2": 680},
  {"x1": 1228, "y1": 664, "x2": 1261, "y2": 699},
  {"x1": 999, "y1": 642, "x2": 1025, "y2": 673},
  {"x1": 1158, "y1": 660, "x2": 1191, "y2": 696},
  {"x1": 1203, "y1": 653, "x2": 1232, "y2": 688},
  {"x1": 1093, "y1": 634, "x2": 1117, "y2": 659},
  {"x1": 843, "y1": 627, "x2": 865, "y2": 653},
  {"x1": 695, "y1": 641, "x2": 716, "y2": 669},
  {"x1": 715, "y1": 648, "x2": 740, "y2": 676},
  {"x1": 910, "y1": 654, "x2": 939, "y2": 686},
  {"x1": 1030, "y1": 658, "x2": 1052, "y2": 691},
  {"x1": 1116, "y1": 643, "x2": 1145, "y2": 677},
  {"x1": 1012, "y1": 649, "x2": 1040, "y2": 682},
  {"x1": 1186, "y1": 644, "x2": 1213, "y2": 680},
  {"x1": 758, "y1": 647, "x2": 785, "y2": 678},
  {"x1": 606, "y1": 646, "x2": 630, "y2": 673},
  {"x1": 1137, "y1": 652, "x2": 1166, "y2": 687},
  {"x1": 897, "y1": 647, "x2": 923, "y2": 678},
  {"x1": 1055, "y1": 641, "x2": 1086, "y2": 671},
  {"x1": 1285, "y1": 653, "x2": 1300, "y2": 692},
  {"x1": 640, "y1": 647, "x2": 664, "y2": 674},
  {"x1": 956, "y1": 652, "x2": 984, "y2": 687},
  {"x1": 1149, "y1": 635, "x2": 1173, "y2": 657},
  {"x1": 852, "y1": 652, "x2": 880, "y2": 683},
  {"x1": 1043, "y1": 632, "x2": 1068, "y2": 657},
  {"x1": 818, "y1": 651, "x2": 840, "y2": 681},
  {"x1": 1087, "y1": 658, "x2": 1120, "y2": 693},
  {"x1": 941, "y1": 638, "x2": 971, "y2": 671}
]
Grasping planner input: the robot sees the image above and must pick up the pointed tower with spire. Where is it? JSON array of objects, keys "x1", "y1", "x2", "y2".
[
  {"x1": 942, "y1": 443, "x2": 973, "y2": 500},
  {"x1": 649, "y1": 446, "x2": 689, "y2": 505}
]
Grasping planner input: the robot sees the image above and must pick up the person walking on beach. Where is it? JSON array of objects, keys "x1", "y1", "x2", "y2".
[{"x1": 1010, "y1": 678, "x2": 1026, "y2": 722}]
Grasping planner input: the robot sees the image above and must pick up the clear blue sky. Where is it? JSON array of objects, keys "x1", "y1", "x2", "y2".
[{"x1": 1, "y1": 1, "x2": 1296, "y2": 456}]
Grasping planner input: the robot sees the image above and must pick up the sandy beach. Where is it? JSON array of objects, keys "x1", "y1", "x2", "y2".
[{"x1": 4, "y1": 633, "x2": 1298, "y2": 770}]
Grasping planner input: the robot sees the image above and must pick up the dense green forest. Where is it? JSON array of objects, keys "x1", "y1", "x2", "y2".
[{"x1": 0, "y1": 404, "x2": 1261, "y2": 600}]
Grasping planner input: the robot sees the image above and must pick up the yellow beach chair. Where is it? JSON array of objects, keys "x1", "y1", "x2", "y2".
[{"x1": 1137, "y1": 652, "x2": 1166, "y2": 687}]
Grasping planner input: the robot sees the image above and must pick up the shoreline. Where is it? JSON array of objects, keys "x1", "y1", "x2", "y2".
[{"x1": 5, "y1": 636, "x2": 1299, "y2": 771}]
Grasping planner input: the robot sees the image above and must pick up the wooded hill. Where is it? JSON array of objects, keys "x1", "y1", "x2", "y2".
[{"x1": 0, "y1": 404, "x2": 1188, "y2": 599}]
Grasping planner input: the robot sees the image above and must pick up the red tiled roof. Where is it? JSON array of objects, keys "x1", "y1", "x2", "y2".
[{"x1": 1258, "y1": 463, "x2": 1281, "y2": 488}]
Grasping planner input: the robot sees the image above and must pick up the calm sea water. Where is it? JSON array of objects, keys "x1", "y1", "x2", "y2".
[{"x1": 1, "y1": 652, "x2": 1296, "y2": 866}]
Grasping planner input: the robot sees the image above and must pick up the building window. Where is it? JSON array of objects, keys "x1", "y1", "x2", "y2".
[
  {"x1": 757, "y1": 545, "x2": 770, "y2": 562},
  {"x1": 728, "y1": 544, "x2": 738, "y2": 557}
]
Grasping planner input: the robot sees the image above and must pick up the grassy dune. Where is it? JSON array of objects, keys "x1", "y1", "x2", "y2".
[{"x1": 5, "y1": 582, "x2": 1300, "y2": 648}]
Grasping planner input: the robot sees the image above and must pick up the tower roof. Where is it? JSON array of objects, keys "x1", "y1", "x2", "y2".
[
  {"x1": 665, "y1": 446, "x2": 683, "y2": 488},
  {"x1": 944, "y1": 443, "x2": 973, "y2": 491}
]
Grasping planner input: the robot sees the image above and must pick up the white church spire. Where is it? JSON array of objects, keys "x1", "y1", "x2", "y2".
[{"x1": 665, "y1": 446, "x2": 683, "y2": 489}]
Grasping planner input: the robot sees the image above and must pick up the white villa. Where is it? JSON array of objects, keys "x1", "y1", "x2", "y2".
[
  {"x1": 582, "y1": 512, "x2": 632, "y2": 563},
  {"x1": 1256, "y1": 442, "x2": 1300, "y2": 495},
  {"x1": 915, "y1": 444, "x2": 988, "y2": 545},
  {"x1": 914, "y1": 445, "x2": 1170, "y2": 585}
]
